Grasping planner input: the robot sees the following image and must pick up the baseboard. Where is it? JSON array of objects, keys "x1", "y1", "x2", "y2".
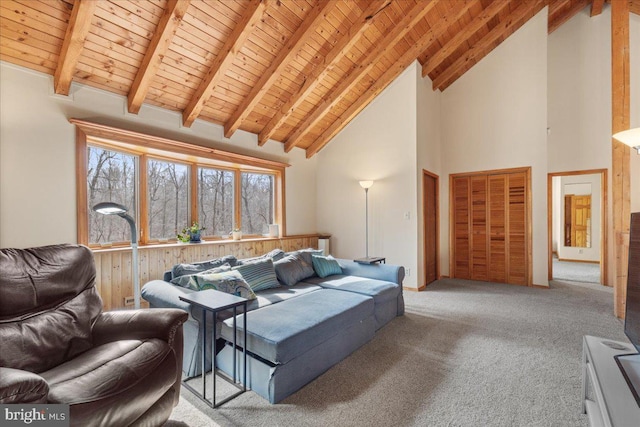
[
  {"x1": 532, "y1": 283, "x2": 550, "y2": 289},
  {"x1": 439, "y1": 275, "x2": 450, "y2": 279},
  {"x1": 557, "y1": 257, "x2": 600, "y2": 264},
  {"x1": 403, "y1": 285, "x2": 426, "y2": 292}
]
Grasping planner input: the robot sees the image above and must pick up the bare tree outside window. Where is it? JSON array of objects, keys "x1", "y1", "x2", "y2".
[
  {"x1": 241, "y1": 172, "x2": 274, "y2": 235},
  {"x1": 198, "y1": 167, "x2": 234, "y2": 237},
  {"x1": 147, "y1": 159, "x2": 189, "y2": 240},
  {"x1": 87, "y1": 146, "x2": 137, "y2": 244}
]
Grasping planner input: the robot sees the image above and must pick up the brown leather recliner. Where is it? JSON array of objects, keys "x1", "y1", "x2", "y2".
[{"x1": 0, "y1": 244, "x2": 189, "y2": 427}]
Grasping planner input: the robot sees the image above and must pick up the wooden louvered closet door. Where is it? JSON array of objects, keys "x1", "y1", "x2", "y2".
[{"x1": 451, "y1": 169, "x2": 529, "y2": 286}]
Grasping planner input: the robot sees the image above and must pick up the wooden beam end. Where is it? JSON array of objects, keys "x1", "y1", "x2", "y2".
[{"x1": 53, "y1": 78, "x2": 70, "y2": 96}]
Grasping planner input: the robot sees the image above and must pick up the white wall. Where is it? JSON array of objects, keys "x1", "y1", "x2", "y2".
[
  {"x1": 440, "y1": 8, "x2": 549, "y2": 286},
  {"x1": 0, "y1": 62, "x2": 317, "y2": 248},
  {"x1": 548, "y1": 5, "x2": 640, "y2": 285},
  {"x1": 316, "y1": 62, "x2": 419, "y2": 288},
  {"x1": 416, "y1": 65, "x2": 442, "y2": 287},
  {"x1": 554, "y1": 174, "x2": 602, "y2": 262}
]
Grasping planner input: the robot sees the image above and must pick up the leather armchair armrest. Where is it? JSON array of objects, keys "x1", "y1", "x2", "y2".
[
  {"x1": 92, "y1": 308, "x2": 188, "y2": 348},
  {"x1": 0, "y1": 367, "x2": 49, "y2": 404}
]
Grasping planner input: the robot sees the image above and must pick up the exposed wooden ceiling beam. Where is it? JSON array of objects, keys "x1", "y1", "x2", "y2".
[
  {"x1": 305, "y1": 2, "x2": 470, "y2": 158},
  {"x1": 257, "y1": 0, "x2": 388, "y2": 146},
  {"x1": 127, "y1": 0, "x2": 190, "y2": 114},
  {"x1": 421, "y1": 0, "x2": 511, "y2": 79},
  {"x1": 433, "y1": 0, "x2": 546, "y2": 91},
  {"x1": 53, "y1": 0, "x2": 97, "y2": 95},
  {"x1": 591, "y1": 0, "x2": 605, "y2": 16},
  {"x1": 223, "y1": 0, "x2": 335, "y2": 139},
  {"x1": 549, "y1": 0, "x2": 591, "y2": 33},
  {"x1": 182, "y1": 0, "x2": 264, "y2": 128},
  {"x1": 284, "y1": 0, "x2": 438, "y2": 153}
]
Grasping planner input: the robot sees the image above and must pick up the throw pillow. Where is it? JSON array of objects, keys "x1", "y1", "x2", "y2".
[
  {"x1": 287, "y1": 248, "x2": 324, "y2": 266},
  {"x1": 194, "y1": 270, "x2": 256, "y2": 300},
  {"x1": 169, "y1": 264, "x2": 231, "y2": 290},
  {"x1": 312, "y1": 255, "x2": 342, "y2": 278},
  {"x1": 273, "y1": 253, "x2": 315, "y2": 286},
  {"x1": 236, "y1": 249, "x2": 285, "y2": 265},
  {"x1": 171, "y1": 255, "x2": 238, "y2": 278},
  {"x1": 232, "y1": 258, "x2": 280, "y2": 292}
]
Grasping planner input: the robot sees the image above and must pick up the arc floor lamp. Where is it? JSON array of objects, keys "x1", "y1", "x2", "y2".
[{"x1": 92, "y1": 202, "x2": 140, "y2": 309}]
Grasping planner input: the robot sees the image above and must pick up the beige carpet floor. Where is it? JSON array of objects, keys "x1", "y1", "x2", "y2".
[{"x1": 165, "y1": 278, "x2": 626, "y2": 427}]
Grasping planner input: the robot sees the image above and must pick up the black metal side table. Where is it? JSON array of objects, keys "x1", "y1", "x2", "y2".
[{"x1": 179, "y1": 289, "x2": 248, "y2": 408}]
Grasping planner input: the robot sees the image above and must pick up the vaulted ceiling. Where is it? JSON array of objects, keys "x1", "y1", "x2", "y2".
[{"x1": 1, "y1": 0, "x2": 638, "y2": 157}]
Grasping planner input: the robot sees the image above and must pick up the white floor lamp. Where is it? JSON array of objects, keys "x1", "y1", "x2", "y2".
[
  {"x1": 359, "y1": 180, "x2": 374, "y2": 259},
  {"x1": 92, "y1": 202, "x2": 140, "y2": 309}
]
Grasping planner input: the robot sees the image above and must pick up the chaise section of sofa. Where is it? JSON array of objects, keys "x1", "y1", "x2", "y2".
[{"x1": 217, "y1": 289, "x2": 376, "y2": 403}]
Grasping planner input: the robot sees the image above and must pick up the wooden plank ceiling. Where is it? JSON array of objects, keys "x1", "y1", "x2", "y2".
[{"x1": 1, "y1": 0, "x2": 637, "y2": 157}]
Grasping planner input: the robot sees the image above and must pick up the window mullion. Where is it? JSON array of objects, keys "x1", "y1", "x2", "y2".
[
  {"x1": 190, "y1": 163, "x2": 198, "y2": 226},
  {"x1": 139, "y1": 154, "x2": 148, "y2": 245},
  {"x1": 235, "y1": 169, "x2": 242, "y2": 230}
]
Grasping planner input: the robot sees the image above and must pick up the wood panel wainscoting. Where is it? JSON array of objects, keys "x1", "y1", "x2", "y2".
[
  {"x1": 92, "y1": 235, "x2": 319, "y2": 311},
  {"x1": 450, "y1": 167, "x2": 532, "y2": 286}
]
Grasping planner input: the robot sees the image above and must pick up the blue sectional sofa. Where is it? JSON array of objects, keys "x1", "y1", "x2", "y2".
[{"x1": 141, "y1": 249, "x2": 404, "y2": 403}]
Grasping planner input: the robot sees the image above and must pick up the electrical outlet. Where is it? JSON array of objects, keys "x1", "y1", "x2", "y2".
[
  {"x1": 404, "y1": 211, "x2": 410, "y2": 220},
  {"x1": 579, "y1": 249, "x2": 583, "y2": 254},
  {"x1": 124, "y1": 296, "x2": 135, "y2": 306},
  {"x1": 406, "y1": 268, "x2": 410, "y2": 276}
]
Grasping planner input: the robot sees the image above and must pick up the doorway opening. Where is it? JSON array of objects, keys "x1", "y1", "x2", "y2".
[{"x1": 547, "y1": 169, "x2": 607, "y2": 285}]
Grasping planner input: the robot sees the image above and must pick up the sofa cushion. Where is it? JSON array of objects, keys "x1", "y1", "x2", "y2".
[
  {"x1": 232, "y1": 258, "x2": 280, "y2": 292},
  {"x1": 236, "y1": 249, "x2": 285, "y2": 265},
  {"x1": 220, "y1": 289, "x2": 374, "y2": 365},
  {"x1": 169, "y1": 264, "x2": 231, "y2": 290},
  {"x1": 273, "y1": 253, "x2": 314, "y2": 286},
  {"x1": 286, "y1": 248, "x2": 324, "y2": 266},
  {"x1": 311, "y1": 254, "x2": 342, "y2": 278},
  {"x1": 171, "y1": 255, "x2": 237, "y2": 279},
  {"x1": 302, "y1": 275, "x2": 400, "y2": 305}
]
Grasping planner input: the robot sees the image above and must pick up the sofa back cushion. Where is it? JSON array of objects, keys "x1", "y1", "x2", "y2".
[
  {"x1": 236, "y1": 249, "x2": 285, "y2": 265},
  {"x1": 273, "y1": 253, "x2": 315, "y2": 286},
  {"x1": 0, "y1": 244, "x2": 103, "y2": 373},
  {"x1": 171, "y1": 255, "x2": 238, "y2": 279},
  {"x1": 170, "y1": 264, "x2": 232, "y2": 290}
]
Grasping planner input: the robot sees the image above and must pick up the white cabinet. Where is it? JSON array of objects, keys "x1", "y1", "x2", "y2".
[{"x1": 582, "y1": 335, "x2": 640, "y2": 426}]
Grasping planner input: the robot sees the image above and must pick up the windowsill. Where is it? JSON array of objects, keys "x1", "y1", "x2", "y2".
[{"x1": 91, "y1": 234, "x2": 320, "y2": 253}]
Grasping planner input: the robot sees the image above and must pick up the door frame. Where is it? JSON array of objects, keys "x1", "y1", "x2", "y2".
[
  {"x1": 547, "y1": 169, "x2": 607, "y2": 285},
  {"x1": 422, "y1": 169, "x2": 440, "y2": 288}
]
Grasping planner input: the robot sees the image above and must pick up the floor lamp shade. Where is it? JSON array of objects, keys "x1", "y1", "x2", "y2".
[
  {"x1": 613, "y1": 128, "x2": 640, "y2": 154},
  {"x1": 92, "y1": 202, "x2": 140, "y2": 309},
  {"x1": 359, "y1": 181, "x2": 374, "y2": 258}
]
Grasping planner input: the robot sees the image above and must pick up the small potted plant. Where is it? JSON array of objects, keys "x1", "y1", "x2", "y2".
[
  {"x1": 231, "y1": 228, "x2": 242, "y2": 241},
  {"x1": 177, "y1": 222, "x2": 206, "y2": 243}
]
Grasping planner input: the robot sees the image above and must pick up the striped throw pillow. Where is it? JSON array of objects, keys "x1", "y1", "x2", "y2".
[
  {"x1": 311, "y1": 255, "x2": 342, "y2": 278},
  {"x1": 233, "y1": 258, "x2": 280, "y2": 292}
]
